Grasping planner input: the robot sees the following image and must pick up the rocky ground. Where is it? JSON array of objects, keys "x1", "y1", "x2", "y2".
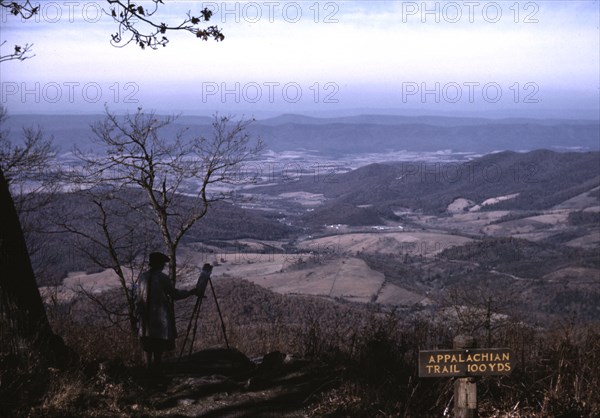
[{"x1": 119, "y1": 348, "x2": 338, "y2": 417}]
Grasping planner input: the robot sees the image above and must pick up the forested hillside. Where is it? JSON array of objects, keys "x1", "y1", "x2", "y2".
[{"x1": 254, "y1": 150, "x2": 600, "y2": 218}]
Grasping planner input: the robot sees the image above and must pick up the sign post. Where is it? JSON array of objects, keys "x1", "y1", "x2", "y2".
[
  {"x1": 418, "y1": 335, "x2": 515, "y2": 417},
  {"x1": 454, "y1": 335, "x2": 477, "y2": 418}
]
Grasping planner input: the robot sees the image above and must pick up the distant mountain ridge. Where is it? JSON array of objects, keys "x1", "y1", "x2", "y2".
[
  {"x1": 4, "y1": 113, "x2": 599, "y2": 155},
  {"x1": 248, "y1": 122, "x2": 599, "y2": 154},
  {"x1": 259, "y1": 113, "x2": 598, "y2": 127}
]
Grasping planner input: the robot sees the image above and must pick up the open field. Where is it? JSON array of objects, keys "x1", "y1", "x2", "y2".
[
  {"x1": 43, "y1": 243, "x2": 432, "y2": 307},
  {"x1": 297, "y1": 231, "x2": 472, "y2": 257},
  {"x1": 227, "y1": 256, "x2": 385, "y2": 304}
]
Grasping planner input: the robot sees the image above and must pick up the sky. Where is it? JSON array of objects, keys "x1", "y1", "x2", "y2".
[{"x1": 0, "y1": 0, "x2": 599, "y2": 118}]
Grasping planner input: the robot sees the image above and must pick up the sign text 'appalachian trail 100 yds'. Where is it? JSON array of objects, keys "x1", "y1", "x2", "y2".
[{"x1": 418, "y1": 348, "x2": 514, "y2": 378}]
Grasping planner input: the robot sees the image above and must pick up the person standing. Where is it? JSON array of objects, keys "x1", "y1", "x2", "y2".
[{"x1": 136, "y1": 252, "x2": 197, "y2": 368}]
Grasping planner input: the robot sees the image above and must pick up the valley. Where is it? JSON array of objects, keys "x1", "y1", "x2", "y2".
[{"x1": 40, "y1": 147, "x2": 600, "y2": 324}]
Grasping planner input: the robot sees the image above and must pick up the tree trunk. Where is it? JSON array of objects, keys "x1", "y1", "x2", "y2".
[{"x1": 0, "y1": 167, "x2": 54, "y2": 348}]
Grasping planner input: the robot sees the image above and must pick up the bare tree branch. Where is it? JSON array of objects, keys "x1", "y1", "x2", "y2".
[
  {"x1": 0, "y1": 0, "x2": 38, "y2": 18},
  {"x1": 0, "y1": 0, "x2": 224, "y2": 62},
  {"x1": 74, "y1": 283, "x2": 131, "y2": 334},
  {"x1": 106, "y1": 0, "x2": 224, "y2": 49},
  {"x1": 0, "y1": 1, "x2": 39, "y2": 62},
  {"x1": 0, "y1": 106, "x2": 62, "y2": 282},
  {"x1": 0, "y1": 41, "x2": 35, "y2": 63},
  {"x1": 72, "y1": 106, "x2": 263, "y2": 283}
]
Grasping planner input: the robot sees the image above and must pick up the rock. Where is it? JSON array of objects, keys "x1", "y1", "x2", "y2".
[
  {"x1": 170, "y1": 347, "x2": 255, "y2": 374},
  {"x1": 284, "y1": 353, "x2": 303, "y2": 365},
  {"x1": 259, "y1": 351, "x2": 286, "y2": 371}
]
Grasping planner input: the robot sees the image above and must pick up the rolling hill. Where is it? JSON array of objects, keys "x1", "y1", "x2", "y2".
[{"x1": 252, "y1": 150, "x2": 600, "y2": 219}]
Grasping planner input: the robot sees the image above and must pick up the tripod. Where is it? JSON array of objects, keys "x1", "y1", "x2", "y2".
[{"x1": 179, "y1": 275, "x2": 229, "y2": 361}]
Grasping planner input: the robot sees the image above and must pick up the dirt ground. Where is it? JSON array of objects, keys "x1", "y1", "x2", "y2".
[{"x1": 127, "y1": 348, "x2": 337, "y2": 418}]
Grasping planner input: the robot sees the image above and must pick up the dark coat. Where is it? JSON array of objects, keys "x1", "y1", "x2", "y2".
[{"x1": 136, "y1": 269, "x2": 191, "y2": 341}]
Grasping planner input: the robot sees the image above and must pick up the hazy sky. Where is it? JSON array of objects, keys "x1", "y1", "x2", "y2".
[{"x1": 1, "y1": 1, "x2": 598, "y2": 117}]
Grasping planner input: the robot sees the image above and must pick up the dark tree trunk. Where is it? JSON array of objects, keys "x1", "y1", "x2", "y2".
[{"x1": 0, "y1": 167, "x2": 54, "y2": 348}]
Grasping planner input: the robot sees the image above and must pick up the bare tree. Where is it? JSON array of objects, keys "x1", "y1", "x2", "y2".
[
  {"x1": 442, "y1": 279, "x2": 523, "y2": 346},
  {"x1": 0, "y1": 106, "x2": 61, "y2": 290},
  {"x1": 56, "y1": 107, "x2": 261, "y2": 333},
  {"x1": 73, "y1": 107, "x2": 263, "y2": 283},
  {"x1": 0, "y1": 107, "x2": 50, "y2": 174},
  {"x1": 0, "y1": 106, "x2": 62, "y2": 276},
  {"x1": 53, "y1": 186, "x2": 158, "y2": 332},
  {"x1": 0, "y1": 106, "x2": 57, "y2": 197},
  {"x1": 0, "y1": 107, "x2": 62, "y2": 359}
]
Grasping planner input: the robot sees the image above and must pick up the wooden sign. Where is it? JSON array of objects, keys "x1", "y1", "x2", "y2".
[{"x1": 419, "y1": 348, "x2": 514, "y2": 378}]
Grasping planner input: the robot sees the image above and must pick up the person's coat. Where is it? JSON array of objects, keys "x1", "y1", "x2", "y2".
[{"x1": 136, "y1": 269, "x2": 190, "y2": 340}]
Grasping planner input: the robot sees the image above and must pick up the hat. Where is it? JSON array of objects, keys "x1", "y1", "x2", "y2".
[{"x1": 149, "y1": 252, "x2": 170, "y2": 266}]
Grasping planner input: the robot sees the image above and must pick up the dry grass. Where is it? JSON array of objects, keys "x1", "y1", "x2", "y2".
[{"x1": 3, "y1": 277, "x2": 599, "y2": 417}]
